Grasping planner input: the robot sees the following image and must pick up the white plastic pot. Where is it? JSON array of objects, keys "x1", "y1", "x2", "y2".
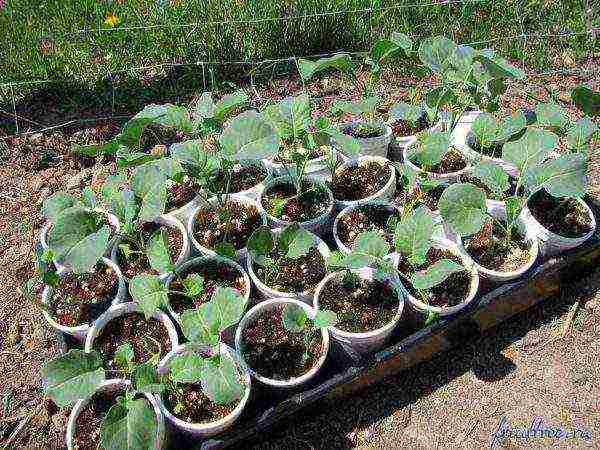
[
  {"x1": 188, "y1": 194, "x2": 267, "y2": 265},
  {"x1": 264, "y1": 150, "x2": 344, "y2": 183},
  {"x1": 388, "y1": 117, "x2": 445, "y2": 151},
  {"x1": 156, "y1": 343, "x2": 251, "y2": 437},
  {"x1": 235, "y1": 297, "x2": 330, "y2": 388},
  {"x1": 110, "y1": 214, "x2": 190, "y2": 283},
  {"x1": 85, "y1": 302, "x2": 179, "y2": 365},
  {"x1": 161, "y1": 256, "x2": 251, "y2": 327},
  {"x1": 332, "y1": 156, "x2": 396, "y2": 212},
  {"x1": 246, "y1": 228, "x2": 331, "y2": 303},
  {"x1": 66, "y1": 379, "x2": 165, "y2": 450},
  {"x1": 41, "y1": 257, "x2": 126, "y2": 341},
  {"x1": 313, "y1": 268, "x2": 405, "y2": 354},
  {"x1": 402, "y1": 144, "x2": 471, "y2": 183},
  {"x1": 394, "y1": 237, "x2": 480, "y2": 317},
  {"x1": 333, "y1": 202, "x2": 400, "y2": 255},
  {"x1": 257, "y1": 176, "x2": 334, "y2": 236},
  {"x1": 458, "y1": 201, "x2": 539, "y2": 283},
  {"x1": 339, "y1": 122, "x2": 393, "y2": 158},
  {"x1": 520, "y1": 197, "x2": 596, "y2": 256}
]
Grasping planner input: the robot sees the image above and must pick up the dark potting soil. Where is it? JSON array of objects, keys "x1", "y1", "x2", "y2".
[
  {"x1": 94, "y1": 313, "x2": 172, "y2": 374},
  {"x1": 164, "y1": 382, "x2": 241, "y2": 424},
  {"x1": 460, "y1": 174, "x2": 518, "y2": 200},
  {"x1": 337, "y1": 204, "x2": 399, "y2": 250},
  {"x1": 165, "y1": 179, "x2": 199, "y2": 211},
  {"x1": 193, "y1": 199, "x2": 263, "y2": 251},
  {"x1": 330, "y1": 161, "x2": 392, "y2": 202},
  {"x1": 253, "y1": 246, "x2": 327, "y2": 293},
  {"x1": 467, "y1": 132, "x2": 503, "y2": 158},
  {"x1": 397, "y1": 247, "x2": 471, "y2": 308},
  {"x1": 240, "y1": 304, "x2": 324, "y2": 380},
  {"x1": 210, "y1": 163, "x2": 267, "y2": 194},
  {"x1": 50, "y1": 262, "x2": 118, "y2": 327},
  {"x1": 116, "y1": 222, "x2": 183, "y2": 279},
  {"x1": 318, "y1": 274, "x2": 398, "y2": 333},
  {"x1": 342, "y1": 123, "x2": 385, "y2": 139},
  {"x1": 261, "y1": 181, "x2": 331, "y2": 223},
  {"x1": 411, "y1": 148, "x2": 467, "y2": 174},
  {"x1": 528, "y1": 189, "x2": 593, "y2": 238},
  {"x1": 464, "y1": 219, "x2": 532, "y2": 272},
  {"x1": 73, "y1": 390, "x2": 121, "y2": 450},
  {"x1": 140, "y1": 124, "x2": 187, "y2": 153},
  {"x1": 168, "y1": 260, "x2": 248, "y2": 314},
  {"x1": 390, "y1": 116, "x2": 430, "y2": 137},
  {"x1": 397, "y1": 184, "x2": 447, "y2": 212}
]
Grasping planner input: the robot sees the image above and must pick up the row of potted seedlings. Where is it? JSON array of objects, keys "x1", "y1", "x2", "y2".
[{"x1": 35, "y1": 35, "x2": 598, "y2": 449}]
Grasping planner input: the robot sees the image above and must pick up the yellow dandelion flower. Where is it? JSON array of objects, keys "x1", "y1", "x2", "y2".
[{"x1": 104, "y1": 12, "x2": 120, "y2": 28}]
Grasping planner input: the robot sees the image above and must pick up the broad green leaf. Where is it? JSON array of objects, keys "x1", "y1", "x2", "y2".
[
  {"x1": 100, "y1": 398, "x2": 158, "y2": 450},
  {"x1": 182, "y1": 274, "x2": 204, "y2": 297},
  {"x1": 411, "y1": 259, "x2": 464, "y2": 290},
  {"x1": 114, "y1": 343, "x2": 134, "y2": 372},
  {"x1": 438, "y1": 183, "x2": 487, "y2": 237},
  {"x1": 572, "y1": 85, "x2": 600, "y2": 117},
  {"x1": 170, "y1": 139, "x2": 216, "y2": 172},
  {"x1": 214, "y1": 241, "x2": 236, "y2": 259},
  {"x1": 219, "y1": 111, "x2": 280, "y2": 160},
  {"x1": 450, "y1": 45, "x2": 476, "y2": 77},
  {"x1": 104, "y1": 188, "x2": 138, "y2": 234},
  {"x1": 138, "y1": 183, "x2": 167, "y2": 223},
  {"x1": 81, "y1": 187, "x2": 98, "y2": 209},
  {"x1": 131, "y1": 163, "x2": 168, "y2": 199},
  {"x1": 418, "y1": 36, "x2": 457, "y2": 73},
  {"x1": 394, "y1": 207, "x2": 434, "y2": 263},
  {"x1": 169, "y1": 352, "x2": 208, "y2": 383},
  {"x1": 297, "y1": 53, "x2": 354, "y2": 81},
  {"x1": 472, "y1": 161, "x2": 509, "y2": 196},
  {"x1": 100, "y1": 173, "x2": 128, "y2": 201},
  {"x1": 340, "y1": 253, "x2": 374, "y2": 269},
  {"x1": 133, "y1": 362, "x2": 164, "y2": 394},
  {"x1": 247, "y1": 226, "x2": 275, "y2": 255},
  {"x1": 180, "y1": 303, "x2": 220, "y2": 347},
  {"x1": 332, "y1": 97, "x2": 380, "y2": 115},
  {"x1": 567, "y1": 117, "x2": 598, "y2": 152},
  {"x1": 353, "y1": 230, "x2": 390, "y2": 260},
  {"x1": 210, "y1": 287, "x2": 246, "y2": 331},
  {"x1": 389, "y1": 103, "x2": 424, "y2": 125},
  {"x1": 505, "y1": 196, "x2": 522, "y2": 229},
  {"x1": 475, "y1": 49, "x2": 525, "y2": 79},
  {"x1": 137, "y1": 103, "x2": 192, "y2": 133},
  {"x1": 326, "y1": 129, "x2": 360, "y2": 157},
  {"x1": 370, "y1": 39, "x2": 401, "y2": 64},
  {"x1": 214, "y1": 90, "x2": 249, "y2": 122},
  {"x1": 115, "y1": 145, "x2": 157, "y2": 169},
  {"x1": 42, "y1": 192, "x2": 78, "y2": 221},
  {"x1": 190, "y1": 92, "x2": 215, "y2": 120},
  {"x1": 285, "y1": 227, "x2": 315, "y2": 259},
  {"x1": 201, "y1": 355, "x2": 245, "y2": 405},
  {"x1": 535, "y1": 103, "x2": 569, "y2": 130},
  {"x1": 502, "y1": 128, "x2": 557, "y2": 173},
  {"x1": 42, "y1": 350, "x2": 105, "y2": 407},
  {"x1": 129, "y1": 274, "x2": 169, "y2": 319},
  {"x1": 525, "y1": 153, "x2": 587, "y2": 199},
  {"x1": 73, "y1": 143, "x2": 101, "y2": 157},
  {"x1": 425, "y1": 86, "x2": 457, "y2": 110},
  {"x1": 282, "y1": 303, "x2": 307, "y2": 332},
  {"x1": 313, "y1": 310, "x2": 338, "y2": 328},
  {"x1": 411, "y1": 131, "x2": 450, "y2": 167},
  {"x1": 146, "y1": 230, "x2": 173, "y2": 274},
  {"x1": 390, "y1": 32, "x2": 413, "y2": 53},
  {"x1": 496, "y1": 111, "x2": 526, "y2": 142},
  {"x1": 471, "y1": 113, "x2": 499, "y2": 147},
  {"x1": 118, "y1": 117, "x2": 158, "y2": 150}
]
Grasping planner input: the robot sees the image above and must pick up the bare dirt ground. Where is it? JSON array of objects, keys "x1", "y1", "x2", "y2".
[{"x1": 0, "y1": 67, "x2": 598, "y2": 449}]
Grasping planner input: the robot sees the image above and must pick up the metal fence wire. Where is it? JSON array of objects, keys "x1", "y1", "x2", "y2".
[{"x1": 0, "y1": 0, "x2": 598, "y2": 136}]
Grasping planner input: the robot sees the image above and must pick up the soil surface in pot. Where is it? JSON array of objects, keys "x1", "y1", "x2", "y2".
[
  {"x1": 342, "y1": 123, "x2": 385, "y2": 139},
  {"x1": 410, "y1": 148, "x2": 467, "y2": 174},
  {"x1": 330, "y1": 161, "x2": 392, "y2": 202},
  {"x1": 140, "y1": 124, "x2": 187, "y2": 153},
  {"x1": 73, "y1": 389, "x2": 121, "y2": 450},
  {"x1": 193, "y1": 198, "x2": 263, "y2": 251},
  {"x1": 318, "y1": 274, "x2": 398, "y2": 333},
  {"x1": 93, "y1": 313, "x2": 172, "y2": 374},
  {"x1": 210, "y1": 163, "x2": 267, "y2": 194},
  {"x1": 116, "y1": 222, "x2": 183, "y2": 279},
  {"x1": 397, "y1": 247, "x2": 471, "y2": 308},
  {"x1": 240, "y1": 304, "x2": 324, "y2": 380},
  {"x1": 397, "y1": 184, "x2": 447, "y2": 212},
  {"x1": 166, "y1": 178, "x2": 199, "y2": 211},
  {"x1": 164, "y1": 380, "x2": 243, "y2": 424},
  {"x1": 391, "y1": 116, "x2": 429, "y2": 137},
  {"x1": 464, "y1": 219, "x2": 533, "y2": 272},
  {"x1": 168, "y1": 260, "x2": 248, "y2": 314},
  {"x1": 253, "y1": 246, "x2": 327, "y2": 293},
  {"x1": 337, "y1": 204, "x2": 399, "y2": 250},
  {"x1": 528, "y1": 189, "x2": 593, "y2": 238},
  {"x1": 460, "y1": 174, "x2": 518, "y2": 200},
  {"x1": 50, "y1": 262, "x2": 118, "y2": 327},
  {"x1": 467, "y1": 133, "x2": 503, "y2": 158},
  {"x1": 261, "y1": 180, "x2": 331, "y2": 223}
]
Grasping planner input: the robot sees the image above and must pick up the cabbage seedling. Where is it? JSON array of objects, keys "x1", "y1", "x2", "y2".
[
  {"x1": 189, "y1": 90, "x2": 249, "y2": 137},
  {"x1": 469, "y1": 111, "x2": 526, "y2": 155},
  {"x1": 405, "y1": 130, "x2": 452, "y2": 172}
]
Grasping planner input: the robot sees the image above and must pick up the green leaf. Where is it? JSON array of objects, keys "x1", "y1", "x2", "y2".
[
  {"x1": 118, "y1": 116, "x2": 158, "y2": 150},
  {"x1": 418, "y1": 36, "x2": 457, "y2": 73},
  {"x1": 42, "y1": 192, "x2": 78, "y2": 222},
  {"x1": 42, "y1": 350, "x2": 105, "y2": 407},
  {"x1": 438, "y1": 183, "x2": 487, "y2": 237},
  {"x1": 567, "y1": 117, "x2": 598, "y2": 152},
  {"x1": 100, "y1": 398, "x2": 158, "y2": 450},
  {"x1": 133, "y1": 363, "x2": 164, "y2": 394},
  {"x1": 572, "y1": 85, "x2": 600, "y2": 117},
  {"x1": 411, "y1": 259, "x2": 464, "y2": 291},
  {"x1": 146, "y1": 230, "x2": 174, "y2": 274},
  {"x1": 297, "y1": 53, "x2": 354, "y2": 81},
  {"x1": 137, "y1": 103, "x2": 192, "y2": 133},
  {"x1": 313, "y1": 310, "x2": 338, "y2": 328},
  {"x1": 394, "y1": 207, "x2": 434, "y2": 263},
  {"x1": 129, "y1": 274, "x2": 169, "y2": 319},
  {"x1": 210, "y1": 287, "x2": 247, "y2": 331},
  {"x1": 472, "y1": 161, "x2": 509, "y2": 196},
  {"x1": 138, "y1": 183, "x2": 167, "y2": 223},
  {"x1": 389, "y1": 103, "x2": 424, "y2": 125},
  {"x1": 247, "y1": 226, "x2": 275, "y2": 256},
  {"x1": 326, "y1": 129, "x2": 361, "y2": 157},
  {"x1": 411, "y1": 131, "x2": 450, "y2": 167},
  {"x1": 180, "y1": 303, "x2": 219, "y2": 347},
  {"x1": 354, "y1": 230, "x2": 390, "y2": 259},
  {"x1": 190, "y1": 92, "x2": 215, "y2": 121},
  {"x1": 214, "y1": 90, "x2": 249, "y2": 122},
  {"x1": 390, "y1": 32, "x2": 413, "y2": 53},
  {"x1": 332, "y1": 97, "x2": 380, "y2": 116},
  {"x1": 496, "y1": 111, "x2": 527, "y2": 142},
  {"x1": 201, "y1": 355, "x2": 245, "y2": 405},
  {"x1": 114, "y1": 343, "x2": 135, "y2": 372},
  {"x1": 214, "y1": 241, "x2": 236, "y2": 259},
  {"x1": 103, "y1": 187, "x2": 138, "y2": 234},
  {"x1": 471, "y1": 113, "x2": 499, "y2": 147},
  {"x1": 81, "y1": 187, "x2": 98, "y2": 209},
  {"x1": 339, "y1": 253, "x2": 374, "y2": 269},
  {"x1": 505, "y1": 196, "x2": 522, "y2": 229},
  {"x1": 285, "y1": 226, "x2": 315, "y2": 259},
  {"x1": 535, "y1": 103, "x2": 569, "y2": 130},
  {"x1": 282, "y1": 303, "x2": 307, "y2": 332},
  {"x1": 182, "y1": 274, "x2": 204, "y2": 297},
  {"x1": 525, "y1": 153, "x2": 587, "y2": 199},
  {"x1": 219, "y1": 111, "x2": 280, "y2": 160},
  {"x1": 370, "y1": 39, "x2": 401, "y2": 65},
  {"x1": 73, "y1": 143, "x2": 101, "y2": 157},
  {"x1": 169, "y1": 352, "x2": 208, "y2": 383},
  {"x1": 475, "y1": 49, "x2": 525, "y2": 79},
  {"x1": 170, "y1": 139, "x2": 216, "y2": 171},
  {"x1": 425, "y1": 86, "x2": 457, "y2": 110},
  {"x1": 502, "y1": 128, "x2": 557, "y2": 173},
  {"x1": 450, "y1": 44, "x2": 476, "y2": 77}
]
